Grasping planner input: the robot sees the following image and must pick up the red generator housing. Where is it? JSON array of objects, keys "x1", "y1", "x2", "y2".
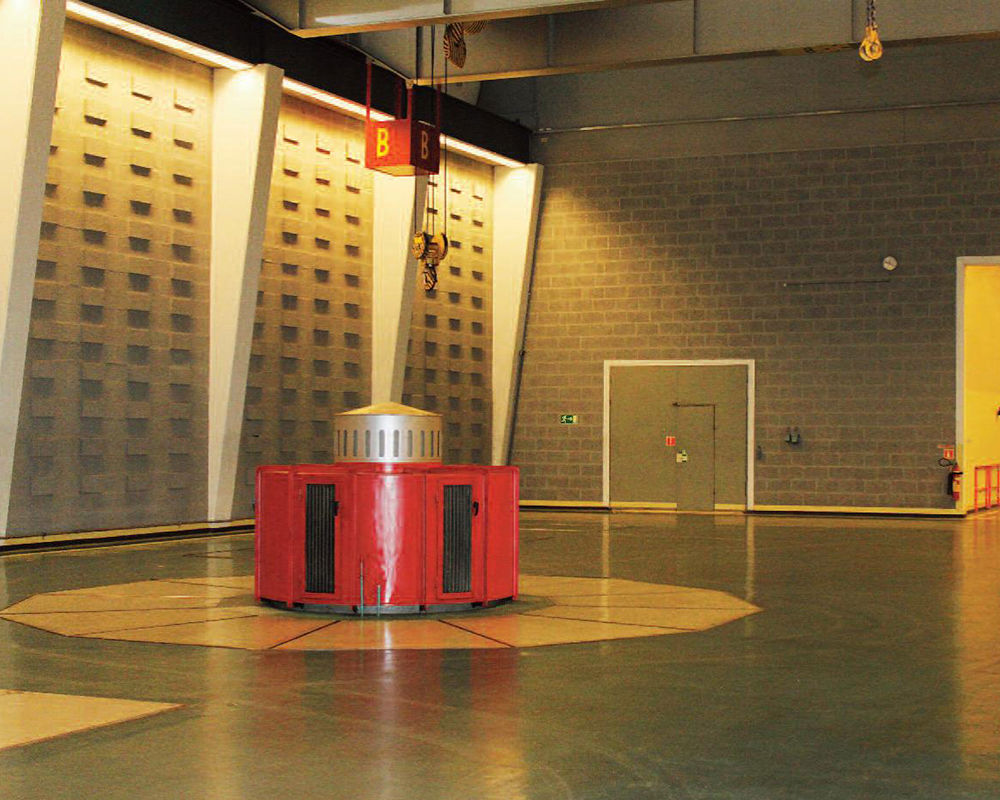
[{"x1": 254, "y1": 403, "x2": 518, "y2": 613}]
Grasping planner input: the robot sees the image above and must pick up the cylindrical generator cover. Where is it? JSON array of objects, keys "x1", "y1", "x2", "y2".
[{"x1": 333, "y1": 402, "x2": 442, "y2": 464}]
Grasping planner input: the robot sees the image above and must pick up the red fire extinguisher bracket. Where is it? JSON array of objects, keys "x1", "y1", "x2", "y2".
[{"x1": 949, "y1": 465, "x2": 963, "y2": 502}]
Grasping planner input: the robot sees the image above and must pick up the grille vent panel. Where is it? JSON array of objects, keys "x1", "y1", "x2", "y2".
[
  {"x1": 442, "y1": 484, "x2": 472, "y2": 594},
  {"x1": 305, "y1": 483, "x2": 337, "y2": 593}
]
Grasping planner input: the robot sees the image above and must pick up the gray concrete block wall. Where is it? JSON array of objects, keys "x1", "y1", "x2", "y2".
[{"x1": 514, "y1": 140, "x2": 1000, "y2": 508}]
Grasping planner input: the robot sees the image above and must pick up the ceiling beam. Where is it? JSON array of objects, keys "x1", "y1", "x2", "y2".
[
  {"x1": 240, "y1": 0, "x2": 1000, "y2": 86},
  {"x1": 288, "y1": 0, "x2": 667, "y2": 37},
  {"x1": 411, "y1": 30, "x2": 1000, "y2": 85},
  {"x1": 388, "y1": 0, "x2": 1000, "y2": 85}
]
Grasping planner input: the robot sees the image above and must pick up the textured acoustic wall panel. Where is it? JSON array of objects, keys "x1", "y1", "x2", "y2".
[
  {"x1": 403, "y1": 156, "x2": 493, "y2": 465},
  {"x1": 8, "y1": 21, "x2": 211, "y2": 535},
  {"x1": 233, "y1": 97, "x2": 374, "y2": 515}
]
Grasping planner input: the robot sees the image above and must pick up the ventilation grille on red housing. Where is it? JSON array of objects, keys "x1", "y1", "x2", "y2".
[
  {"x1": 442, "y1": 484, "x2": 472, "y2": 593},
  {"x1": 305, "y1": 483, "x2": 337, "y2": 593}
]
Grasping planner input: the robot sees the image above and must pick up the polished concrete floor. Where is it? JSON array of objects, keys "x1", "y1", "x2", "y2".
[{"x1": 1, "y1": 510, "x2": 998, "y2": 799}]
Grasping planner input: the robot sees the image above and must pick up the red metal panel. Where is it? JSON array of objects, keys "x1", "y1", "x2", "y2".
[
  {"x1": 254, "y1": 466, "x2": 294, "y2": 605},
  {"x1": 353, "y1": 471, "x2": 426, "y2": 607},
  {"x1": 424, "y1": 471, "x2": 486, "y2": 604},
  {"x1": 291, "y1": 468, "x2": 354, "y2": 605},
  {"x1": 485, "y1": 467, "x2": 519, "y2": 602}
]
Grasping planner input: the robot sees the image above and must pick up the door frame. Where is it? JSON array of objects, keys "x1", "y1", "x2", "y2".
[
  {"x1": 955, "y1": 256, "x2": 1000, "y2": 513},
  {"x1": 602, "y1": 359, "x2": 756, "y2": 509}
]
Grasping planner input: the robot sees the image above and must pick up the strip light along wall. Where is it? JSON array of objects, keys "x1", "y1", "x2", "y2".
[
  {"x1": 441, "y1": 135, "x2": 525, "y2": 168},
  {"x1": 282, "y1": 78, "x2": 392, "y2": 123},
  {"x1": 66, "y1": 1, "x2": 253, "y2": 71},
  {"x1": 64, "y1": 1, "x2": 525, "y2": 168}
]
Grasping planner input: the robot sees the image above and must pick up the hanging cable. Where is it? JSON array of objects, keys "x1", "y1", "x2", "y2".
[
  {"x1": 409, "y1": 24, "x2": 449, "y2": 293},
  {"x1": 420, "y1": 24, "x2": 439, "y2": 291},
  {"x1": 429, "y1": 24, "x2": 436, "y2": 237},
  {"x1": 442, "y1": 41, "x2": 448, "y2": 241},
  {"x1": 364, "y1": 58, "x2": 372, "y2": 132}
]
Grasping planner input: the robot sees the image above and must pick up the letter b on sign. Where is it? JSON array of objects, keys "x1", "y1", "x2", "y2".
[
  {"x1": 420, "y1": 130, "x2": 430, "y2": 160},
  {"x1": 376, "y1": 127, "x2": 390, "y2": 158}
]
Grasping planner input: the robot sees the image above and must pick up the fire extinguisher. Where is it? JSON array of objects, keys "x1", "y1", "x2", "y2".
[{"x1": 947, "y1": 465, "x2": 962, "y2": 501}]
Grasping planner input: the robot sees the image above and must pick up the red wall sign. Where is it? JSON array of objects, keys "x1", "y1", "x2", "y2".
[
  {"x1": 665, "y1": 435, "x2": 676, "y2": 447},
  {"x1": 365, "y1": 118, "x2": 440, "y2": 176}
]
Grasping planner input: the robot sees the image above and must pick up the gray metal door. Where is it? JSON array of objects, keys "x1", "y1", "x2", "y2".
[
  {"x1": 609, "y1": 365, "x2": 677, "y2": 504},
  {"x1": 675, "y1": 405, "x2": 715, "y2": 511},
  {"x1": 608, "y1": 363, "x2": 747, "y2": 510}
]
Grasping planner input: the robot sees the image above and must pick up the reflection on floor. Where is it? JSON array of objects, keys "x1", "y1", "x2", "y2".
[
  {"x1": 0, "y1": 690, "x2": 180, "y2": 751},
  {"x1": 0, "y1": 510, "x2": 997, "y2": 800},
  {"x1": 0, "y1": 574, "x2": 760, "y2": 650}
]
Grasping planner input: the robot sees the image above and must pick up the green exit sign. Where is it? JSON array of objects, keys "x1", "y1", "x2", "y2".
[{"x1": 559, "y1": 414, "x2": 579, "y2": 424}]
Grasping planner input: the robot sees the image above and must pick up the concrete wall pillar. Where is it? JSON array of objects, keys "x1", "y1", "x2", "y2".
[
  {"x1": 491, "y1": 164, "x2": 543, "y2": 465},
  {"x1": 371, "y1": 172, "x2": 428, "y2": 404},
  {"x1": 208, "y1": 64, "x2": 283, "y2": 521},
  {"x1": 0, "y1": 0, "x2": 66, "y2": 537}
]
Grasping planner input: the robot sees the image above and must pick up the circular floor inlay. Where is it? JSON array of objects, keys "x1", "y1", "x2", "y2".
[{"x1": 0, "y1": 575, "x2": 760, "y2": 651}]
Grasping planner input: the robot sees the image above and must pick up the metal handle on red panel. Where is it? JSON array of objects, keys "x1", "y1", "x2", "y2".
[
  {"x1": 359, "y1": 560, "x2": 365, "y2": 617},
  {"x1": 472, "y1": 501, "x2": 479, "y2": 516}
]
